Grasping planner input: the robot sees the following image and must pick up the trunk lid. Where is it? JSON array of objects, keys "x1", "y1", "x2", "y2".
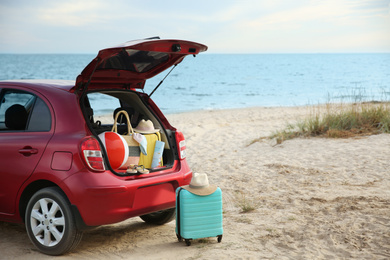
[{"x1": 75, "y1": 37, "x2": 207, "y2": 91}]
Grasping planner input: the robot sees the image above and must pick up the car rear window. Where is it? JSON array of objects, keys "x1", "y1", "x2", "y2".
[{"x1": 97, "y1": 50, "x2": 169, "y2": 73}]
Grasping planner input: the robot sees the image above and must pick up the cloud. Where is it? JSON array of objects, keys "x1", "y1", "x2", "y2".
[
  {"x1": 36, "y1": 0, "x2": 109, "y2": 26},
  {"x1": 0, "y1": 0, "x2": 388, "y2": 53},
  {"x1": 206, "y1": 0, "x2": 390, "y2": 52}
]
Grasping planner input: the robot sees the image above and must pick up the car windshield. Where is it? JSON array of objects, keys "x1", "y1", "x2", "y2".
[{"x1": 97, "y1": 49, "x2": 169, "y2": 73}]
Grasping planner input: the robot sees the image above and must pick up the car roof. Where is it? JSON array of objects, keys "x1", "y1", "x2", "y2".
[{"x1": 0, "y1": 79, "x2": 75, "y2": 92}]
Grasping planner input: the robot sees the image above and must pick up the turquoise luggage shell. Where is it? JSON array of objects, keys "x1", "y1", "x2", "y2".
[{"x1": 175, "y1": 187, "x2": 223, "y2": 245}]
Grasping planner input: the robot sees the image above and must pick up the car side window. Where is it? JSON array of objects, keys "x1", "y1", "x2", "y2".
[
  {"x1": 27, "y1": 97, "x2": 51, "y2": 131},
  {"x1": 0, "y1": 89, "x2": 51, "y2": 132}
]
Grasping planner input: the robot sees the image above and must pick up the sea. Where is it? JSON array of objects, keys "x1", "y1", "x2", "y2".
[{"x1": 0, "y1": 53, "x2": 389, "y2": 115}]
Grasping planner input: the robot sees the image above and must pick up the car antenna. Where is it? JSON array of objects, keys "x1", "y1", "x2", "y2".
[{"x1": 149, "y1": 64, "x2": 177, "y2": 98}]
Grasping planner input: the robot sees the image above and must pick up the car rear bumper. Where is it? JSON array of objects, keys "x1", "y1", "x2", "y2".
[{"x1": 62, "y1": 161, "x2": 192, "y2": 226}]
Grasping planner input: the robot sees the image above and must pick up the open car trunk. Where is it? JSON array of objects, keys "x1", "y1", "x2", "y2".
[
  {"x1": 76, "y1": 37, "x2": 207, "y2": 176},
  {"x1": 81, "y1": 89, "x2": 176, "y2": 175}
]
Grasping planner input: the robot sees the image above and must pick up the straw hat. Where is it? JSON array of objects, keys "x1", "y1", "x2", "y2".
[
  {"x1": 134, "y1": 119, "x2": 160, "y2": 134},
  {"x1": 182, "y1": 173, "x2": 217, "y2": 196}
]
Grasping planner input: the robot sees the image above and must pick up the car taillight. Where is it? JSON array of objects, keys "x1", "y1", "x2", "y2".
[
  {"x1": 80, "y1": 137, "x2": 105, "y2": 172},
  {"x1": 175, "y1": 131, "x2": 186, "y2": 160}
]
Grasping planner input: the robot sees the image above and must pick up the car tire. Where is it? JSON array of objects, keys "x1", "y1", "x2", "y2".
[
  {"x1": 25, "y1": 187, "x2": 83, "y2": 256},
  {"x1": 139, "y1": 208, "x2": 176, "y2": 225}
]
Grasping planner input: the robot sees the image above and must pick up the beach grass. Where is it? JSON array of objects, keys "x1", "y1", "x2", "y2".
[
  {"x1": 270, "y1": 101, "x2": 390, "y2": 144},
  {"x1": 235, "y1": 191, "x2": 258, "y2": 213}
]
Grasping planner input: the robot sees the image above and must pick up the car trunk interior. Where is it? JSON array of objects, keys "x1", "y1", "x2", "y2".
[{"x1": 81, "y1": 89, "x2": 176, "y2": 175}]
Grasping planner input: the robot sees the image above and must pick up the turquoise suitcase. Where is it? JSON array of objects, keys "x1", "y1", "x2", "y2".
[{"x1": 175, "y1": 187, "x2": 223, "y2": 246}]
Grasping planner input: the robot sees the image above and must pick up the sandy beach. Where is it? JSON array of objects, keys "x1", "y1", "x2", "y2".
[{"x1": 1, "y1": 106, "x2": 389, "y2": 259}]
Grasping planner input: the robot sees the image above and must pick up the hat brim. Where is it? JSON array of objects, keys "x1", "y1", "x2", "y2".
[
  {"x1": 182, "y1": 184, "x2": 218, "y2": 196},
  {"x1": 134, "y1": 128, "x2": 160, "y2": 134}
]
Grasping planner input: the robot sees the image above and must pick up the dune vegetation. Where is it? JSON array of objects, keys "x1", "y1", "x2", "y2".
[{"x1": 270, "y1": 101, "x2": 390, "y2": 144}]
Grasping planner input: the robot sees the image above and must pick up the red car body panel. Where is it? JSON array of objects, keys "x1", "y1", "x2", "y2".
[{"x1": 0, "y1": 79, "x2": 192, "y2": 226}]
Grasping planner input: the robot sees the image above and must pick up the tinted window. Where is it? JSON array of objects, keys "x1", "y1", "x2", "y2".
[
  {"x1": 0, "y1": 89, "x2": 51, "y2": 131},
  {"x1": 98, "y1": 50, "x2": 169, "y2": 73},
  {"x1": 27, "y1": 98, "x2": 51, "y2": 131}
]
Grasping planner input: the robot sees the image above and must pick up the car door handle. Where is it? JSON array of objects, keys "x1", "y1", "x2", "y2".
[{"x1": 19, "y1": 147, "x2": 38, "y2": 156}]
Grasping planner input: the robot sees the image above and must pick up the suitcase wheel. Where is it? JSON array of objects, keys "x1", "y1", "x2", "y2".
[
  {"x1": 217, "y1": 235, "x2": 222, "y2": 243},
  {"x1": 176, "y1": 234, "x2": 183, "y2": 242},
  {"x1": 185, "y1": 239, "x2": 191, "y2": 246}
]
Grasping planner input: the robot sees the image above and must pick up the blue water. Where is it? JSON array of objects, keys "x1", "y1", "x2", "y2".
[{"x1": 1, "y1": 53, "x2": 389, "y2": 114}]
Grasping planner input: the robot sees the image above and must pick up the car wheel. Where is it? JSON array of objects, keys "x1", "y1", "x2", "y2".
[
  {"x1": 25, "y1": 187, "x2": 83, "y2": 256},
  {"x1": 139, "y1": 208, "x2": 176, "y2": 225}
]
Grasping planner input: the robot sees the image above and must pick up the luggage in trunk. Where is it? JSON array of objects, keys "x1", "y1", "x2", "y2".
[{"x1": 138, "y1": 132, "x2": 162, "y2": 168}]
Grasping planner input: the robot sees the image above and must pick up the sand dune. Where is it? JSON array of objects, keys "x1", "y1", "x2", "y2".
[{"x1": 1, "y1": 106, "x2": 389, "y2": 259}]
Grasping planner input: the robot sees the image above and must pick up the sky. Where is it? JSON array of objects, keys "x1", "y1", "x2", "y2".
[{"x1": 0, "y1": 0, "x2": 389, "y2": 54}]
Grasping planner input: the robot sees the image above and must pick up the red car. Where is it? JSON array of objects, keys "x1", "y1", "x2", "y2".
[{"x1": 0, "y1": 37, "x2": 207, "y2": 255}]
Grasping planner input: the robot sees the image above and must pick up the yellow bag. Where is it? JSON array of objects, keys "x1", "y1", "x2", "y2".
[
  {"x1": 138, "y1": 132, "x2": 163, "y2": 168},
  {"x1": 111, "y1": 110, "x2": 140, "y2": 169}
]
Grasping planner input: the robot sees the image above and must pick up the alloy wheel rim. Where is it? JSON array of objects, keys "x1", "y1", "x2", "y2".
[{"x1": 30, "y1": 198, "x2": 65, "y2": 247}]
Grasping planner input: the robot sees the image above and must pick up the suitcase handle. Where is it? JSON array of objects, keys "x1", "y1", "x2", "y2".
[{"x1": 176, "y1": 187, "x2": 183, "y2": 240}]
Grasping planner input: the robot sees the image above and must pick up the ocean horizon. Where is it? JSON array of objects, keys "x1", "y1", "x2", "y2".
[{"x1": 1, "y1": 53, "x2": 389, "y2": 115}]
